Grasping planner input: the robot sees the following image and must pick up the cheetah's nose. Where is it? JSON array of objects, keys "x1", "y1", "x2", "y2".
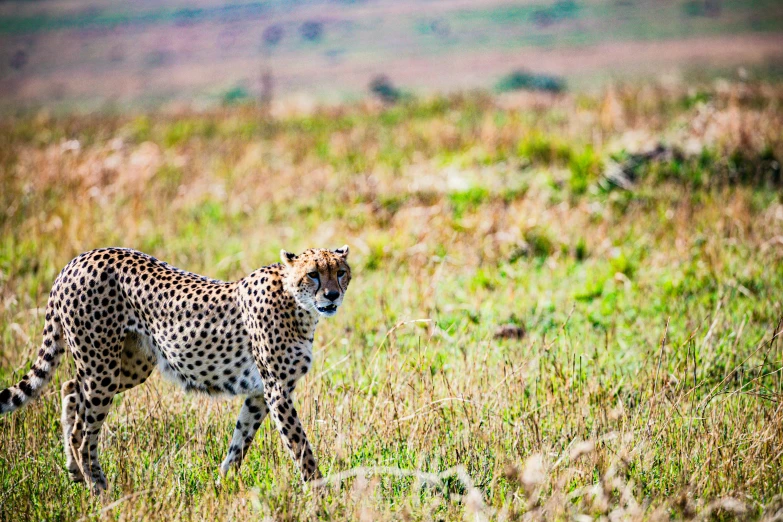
[{"x1": 324, "y1": 290, "x2": 340, "y2": 302}]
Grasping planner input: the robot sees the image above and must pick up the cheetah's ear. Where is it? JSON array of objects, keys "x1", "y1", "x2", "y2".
[
  {"x1": 334, "y1": 245, "x2": 349, "y2": 259},
  {"x1": 281, "y1": 249, "x2": 298, "y2": 267}
]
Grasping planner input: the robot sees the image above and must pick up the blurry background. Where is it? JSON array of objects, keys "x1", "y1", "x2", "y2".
[{"x1": 1, "y1": 0, "x2": 783, "y2": 112}]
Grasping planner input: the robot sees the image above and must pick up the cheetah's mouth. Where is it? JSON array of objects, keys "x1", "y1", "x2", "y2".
[{"x1": 317, "y1": 304, "x2": 338, "y2": 315}]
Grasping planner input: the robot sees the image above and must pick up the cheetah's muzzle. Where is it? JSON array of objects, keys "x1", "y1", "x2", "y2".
[{"x1": 317, "y1": 304, "x2": 338, "y2": 314}]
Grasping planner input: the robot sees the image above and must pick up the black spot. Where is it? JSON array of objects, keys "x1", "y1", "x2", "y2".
[{"x1": 19, "y1": 381, "x2": 34, "y2": 396}]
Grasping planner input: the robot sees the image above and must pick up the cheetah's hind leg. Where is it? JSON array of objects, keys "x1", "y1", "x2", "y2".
[
  {"x1": 66, "y1": 332, "x2": 155, "y2": 494},
  {"x1": 61, "y1": 379, "x2": 85, "y2": 483}
]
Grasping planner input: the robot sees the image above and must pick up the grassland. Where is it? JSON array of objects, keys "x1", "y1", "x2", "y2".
[{"x1": 1, "y1": 80, "x2": 783, "y2": 520}]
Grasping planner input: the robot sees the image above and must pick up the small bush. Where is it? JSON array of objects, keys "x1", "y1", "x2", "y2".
[
  {"x1": 222, "y1": 86, "x2": 251, "y2": 106},
  {"x1": 682, "y1": 0, "x2": 721, "y2": 18},
  {"x1": 496, "y1": 70, "x2": 566, "y2": 93},
  {"x1": 262, "y1": 24, "x2": 284, "y2": 47},
  {"x1": 369, "y1": 75, "x2": 403, "y2": 104},
  {"x1": 300, "y1": 21, "x2": 323, "y2": 42}
]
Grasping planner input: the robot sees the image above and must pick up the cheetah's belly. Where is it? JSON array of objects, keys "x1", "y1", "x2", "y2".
[{"x1": 136, "y1": 332, "x2": 264, "y2": 396}]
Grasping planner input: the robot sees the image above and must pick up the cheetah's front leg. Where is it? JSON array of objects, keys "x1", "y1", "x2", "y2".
[
  {"x1": 264, "y1": 383, "x2": 321, "y2": 482},
  {"x1": 220, "y1": 395, "x2": 269, "y2": 475}
]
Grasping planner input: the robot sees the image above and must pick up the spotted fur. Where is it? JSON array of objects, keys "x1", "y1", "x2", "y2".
[{"x1": 0, "y1": 246, "x2": 351, "y2": 493}]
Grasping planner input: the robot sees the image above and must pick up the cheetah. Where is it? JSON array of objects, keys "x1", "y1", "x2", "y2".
[{"x1": 0, "y1": 246, "x2": 351, "y2": 493}]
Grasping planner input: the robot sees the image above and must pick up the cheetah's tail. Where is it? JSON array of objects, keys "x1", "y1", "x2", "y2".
[{"x1": 0, "y1": 301, "x2": 66, "y2": 414}]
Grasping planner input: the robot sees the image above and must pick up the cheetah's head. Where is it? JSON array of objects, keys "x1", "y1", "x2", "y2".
[{"x1": 281, "y1": 246, "x2": 351, "y2": 317}]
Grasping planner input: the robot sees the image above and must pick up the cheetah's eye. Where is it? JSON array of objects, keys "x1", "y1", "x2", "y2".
[
  {"x1": 337, "y1": 270, "x2": 346, "y2": 277},
  {"x1": 308, "y1": 271, "x2": 319, "y2": 280}
]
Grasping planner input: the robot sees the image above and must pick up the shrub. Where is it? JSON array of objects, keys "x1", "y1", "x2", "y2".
[
  {"x1": 300, "y1": 21, "x2": 323, "y2": 42},
  {"x1": 222, "y1": 86, "x2": 251, "y2": 106},
  {"x1": 262, "y1": 24, "x2": 284, "y2": 47},
  {"x1": 496, "y1": 70, "x2": 566, "y2": 93},
  {"x1": 369, "y1": 75, "x2": 403, "y2": 104}
]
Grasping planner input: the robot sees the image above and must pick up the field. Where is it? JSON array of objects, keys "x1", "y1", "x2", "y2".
[
  {"x1": 1, "y1": 80, "x2": 783, "y2": 520},
  {"x1": 2, "y1": 0, "x2": 783, "y2": 111}
]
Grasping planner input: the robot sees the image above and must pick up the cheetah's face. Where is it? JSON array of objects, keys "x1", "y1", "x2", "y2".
[{"x1": 281, "y1": 246, "x2": 351, "y2": 317}]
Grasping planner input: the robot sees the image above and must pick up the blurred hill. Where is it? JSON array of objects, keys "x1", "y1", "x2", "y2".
[{"x1": 1, "y1": 0, "x2": 782, "y2": 112}]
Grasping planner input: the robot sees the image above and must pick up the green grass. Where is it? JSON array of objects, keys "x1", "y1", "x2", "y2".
[{"x1": 1, "y1": 80, "x2": 783, "y2": 520}]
